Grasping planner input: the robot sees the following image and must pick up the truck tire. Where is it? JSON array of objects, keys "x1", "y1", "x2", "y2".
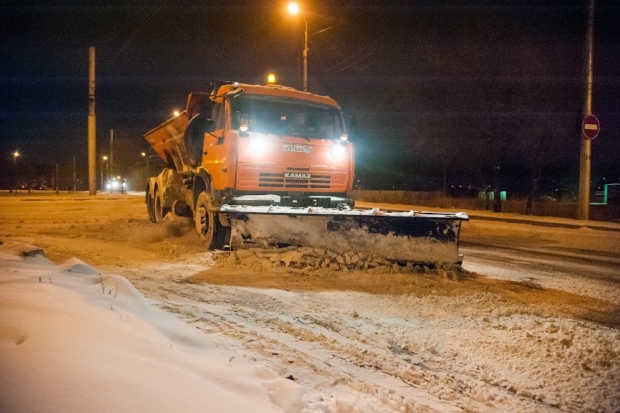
[
  {"x1": 154, "y1": 188, "x2": 171, "y2": 223},
  {"x1": 146, "y1": 190, "x2": 156, "y2": 223},
  {"x1": 195, "y1": 191, "x2": 229, "y2": 250}
]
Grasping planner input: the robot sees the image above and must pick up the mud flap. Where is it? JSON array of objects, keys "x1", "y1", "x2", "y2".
[{"x1": 220, "y1": 205, "x2": 468, "y2": 266}]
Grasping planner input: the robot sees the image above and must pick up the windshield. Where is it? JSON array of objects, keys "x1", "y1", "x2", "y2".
[{"x1": 231, "y1": 94, "x2": 345, "y2": 139}]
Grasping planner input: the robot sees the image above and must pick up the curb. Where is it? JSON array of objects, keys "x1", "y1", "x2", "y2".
[
  {"x1": 354, "y1": 201, "x2": 620, "y2": 233},
  {"x1": 465, "y1": 213, "x2": 620, "y2": 233}
]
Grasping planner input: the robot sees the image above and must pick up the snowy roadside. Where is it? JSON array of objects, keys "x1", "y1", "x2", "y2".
[
  {"x1": 1, "y1": 243, "x2": 619, "y2": 412},
  {"x1": 0, "y1": 241, "x2": 302, "y2": 413}
]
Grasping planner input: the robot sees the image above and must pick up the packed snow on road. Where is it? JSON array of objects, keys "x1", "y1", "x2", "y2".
[{"x1": 0, "y1": 194, "x2": 619, "y2": 413}]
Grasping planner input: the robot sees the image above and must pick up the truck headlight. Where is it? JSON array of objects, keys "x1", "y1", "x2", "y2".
[
  {"x1": 250, "y1": 137, "x2": 268, "y2": 154},
  {"x1": 330, "y1": 144, "x2": 346, "y2": 159}
]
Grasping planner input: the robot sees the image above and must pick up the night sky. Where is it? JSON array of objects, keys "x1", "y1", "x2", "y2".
[{"x1": 1, "y1": 0, "x2": 619, "y2": 193}]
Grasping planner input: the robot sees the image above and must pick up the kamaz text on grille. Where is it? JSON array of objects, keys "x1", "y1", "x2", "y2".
[{"x1": 284, "y1": 172, "x2": 312, "y2": 179}]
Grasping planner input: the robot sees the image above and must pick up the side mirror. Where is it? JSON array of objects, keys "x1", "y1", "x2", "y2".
[
  {"x1": 185, "y1": 114, "x2": 214, "y2": 166},
  {"x1": 344, "y1": 113, "x2": 358, "y2": 139},
  {"x1": 205, "y1": 119, "x2": 216, "y2": 133}
]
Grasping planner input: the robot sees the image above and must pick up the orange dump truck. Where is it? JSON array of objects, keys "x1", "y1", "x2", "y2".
[{"x1": 144, "y1": 80, "x2": 468, "y2": 266}]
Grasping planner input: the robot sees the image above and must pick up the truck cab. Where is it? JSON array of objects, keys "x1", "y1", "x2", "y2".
[{"x1": 144, "y1": 81, "x2": 355, "y2": 247}]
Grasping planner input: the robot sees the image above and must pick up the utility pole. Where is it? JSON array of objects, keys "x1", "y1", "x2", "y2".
[
  {"x1": 55, "y1": 163, "x2": 60, "y2": 195},
  {"x1": 88, "y1": 46, "x2": 97, "y2": 195},
  {"x1": 110, "y1": 129, "x2": 114, "y2": 193},
  {"x1": 73, "y1": 156, "x2": 77, "y2": 192},
  {"x1": 578, "y1": 0, "x2": 594, "y2": 220},
  {"x1": 100, "y1": 153, "x2": 103, "y2": 191},
  {"x1": 110, "y1": 129, "x2": 114, "y2": 176}
]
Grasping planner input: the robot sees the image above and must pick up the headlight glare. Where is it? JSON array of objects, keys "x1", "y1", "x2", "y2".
[
  {"x1": 250, "y1": 137, "x2": 267, "y2": 154},
  {"x1": 330, "y1": 144, "x2": 346, "y2": 159}
]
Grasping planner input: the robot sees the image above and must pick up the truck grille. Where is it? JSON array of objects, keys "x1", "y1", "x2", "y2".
[{"x1": 259, "y1": 168, "x2": 331, "y2": 189}]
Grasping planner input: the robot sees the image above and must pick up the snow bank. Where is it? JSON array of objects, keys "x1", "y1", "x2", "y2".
[
  {"x1": 0, "y1": 241, "x2": 302, "y2": 413},
  {"x1": 212, "y1": 247, "x2": 461, "y2": 275}
]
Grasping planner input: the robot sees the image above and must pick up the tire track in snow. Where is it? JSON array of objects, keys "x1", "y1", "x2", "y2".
[{"x1": 142, "y1": 281, "x2": 562, "y2": 413}]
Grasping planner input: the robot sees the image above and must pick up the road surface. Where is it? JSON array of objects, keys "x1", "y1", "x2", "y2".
[{"x1": 1, "y1": 193, "x2": 619, "y2": 412}]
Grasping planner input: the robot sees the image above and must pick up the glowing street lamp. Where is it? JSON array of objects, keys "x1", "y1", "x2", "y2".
[
  {"x1": 287, "y1": 2, "x2": 299, "y2": 15},
  {"x1": 13, "y1": 150, "x2": 20, "y2": 164},
  {"x1": 287, "y1": 2, "x2": 308, "y2": 92}
]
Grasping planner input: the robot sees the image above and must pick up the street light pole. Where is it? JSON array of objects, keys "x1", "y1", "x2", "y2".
[
  {"x1": 141, "y1": 152, "x2": 149, "y2": 183},
  {"x1": 288, "y1": 2, "x2": 309, "y2": 92},
  {"x1": 100, "y1": 155, "x2": 108, "y2": 191},
  {"x1": 578, "y1": 0, "x2": 595, "y2": 220},
  {"x1": 12, "y1": 151, "x2": 20, "y2": 192},
  {"x1": 303, "y1": 18, "x2": 308, "y2": 92}
]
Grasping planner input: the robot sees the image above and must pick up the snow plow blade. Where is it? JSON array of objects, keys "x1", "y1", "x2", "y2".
[{"x1": 220, "y1": 205, "x2": 469, "y2": 267}]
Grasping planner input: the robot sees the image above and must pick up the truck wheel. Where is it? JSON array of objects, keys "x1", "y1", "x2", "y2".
[
  {"x1": 146, "y1": 190, "x2": 156, "y2": 223},
  {"x1": 195, "y1": 191, "x2": 229, "y2": 249},
  {"x1": 154, "y1": 188, "x2": 171, "y2": 223}
]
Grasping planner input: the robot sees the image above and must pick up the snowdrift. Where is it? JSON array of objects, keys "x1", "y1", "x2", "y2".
[{"x1": 0, "y1": 241, "x2": 301, "y2": 413}]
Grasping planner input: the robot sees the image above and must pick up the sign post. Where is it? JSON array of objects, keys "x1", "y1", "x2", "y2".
[{"x1": 578, "y1": 0, "x2": 595, "y2": 221}]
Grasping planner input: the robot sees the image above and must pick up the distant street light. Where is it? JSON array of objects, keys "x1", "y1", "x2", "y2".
[
  {"x1": 13, "y1": 150, "x2": 20, "y2": 164},
  {"x1": 287, "y1": 2, "x2": 309, "y2": 92},
  {"x1": 173, "y1": 110, "x2": 181, "y2": 117}
]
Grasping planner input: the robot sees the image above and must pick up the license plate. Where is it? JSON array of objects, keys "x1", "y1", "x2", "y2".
[{"x1": 283, "y1": 144, "x2": 312, "y2": 154}]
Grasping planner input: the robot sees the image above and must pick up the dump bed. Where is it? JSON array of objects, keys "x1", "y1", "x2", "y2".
[{"x1": 144, "y1": 112, "x2": 193, "y2": 173}]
